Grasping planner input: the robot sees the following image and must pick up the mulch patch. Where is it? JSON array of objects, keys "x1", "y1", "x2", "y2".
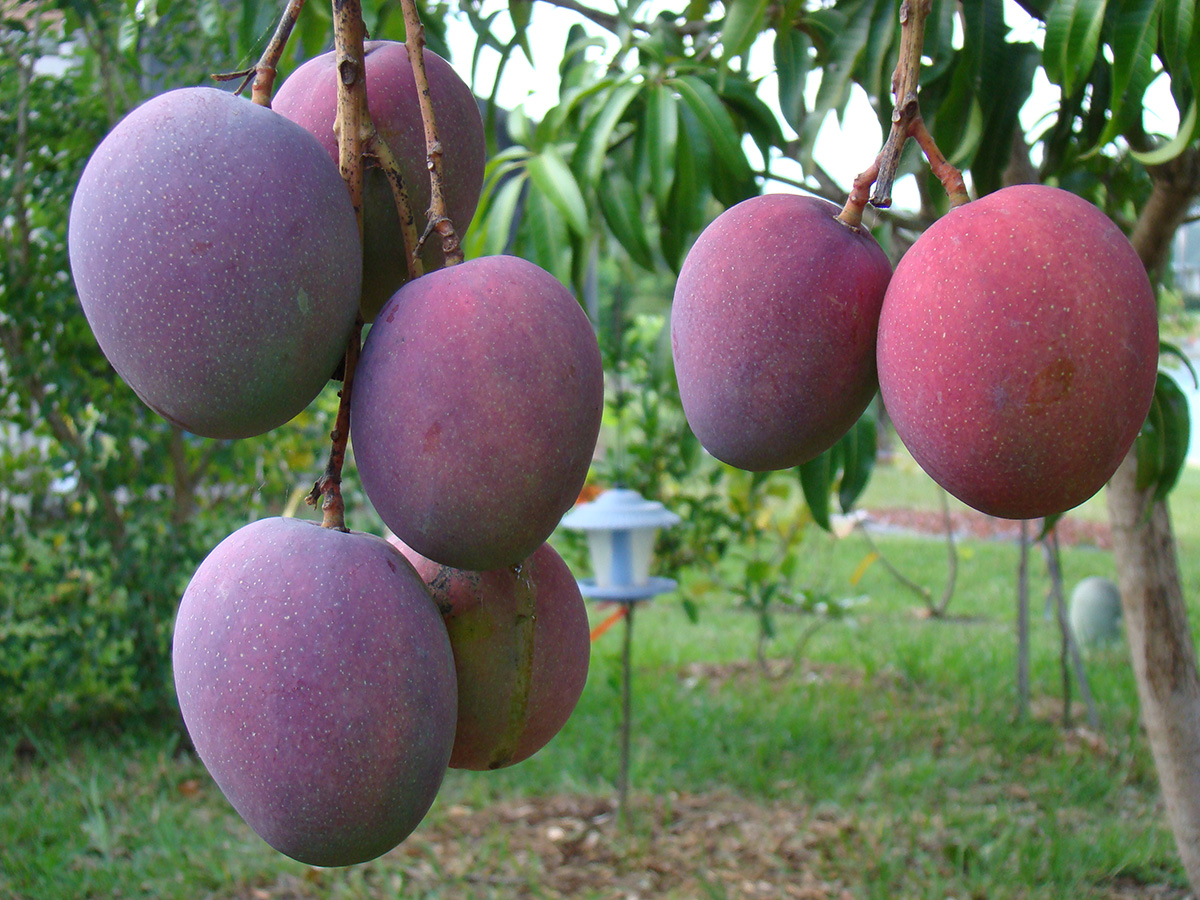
[
  {"x1": 230, "y1": 789, "x2": 1189, "y2": 900},
  {"x1": 863, "y1": 506, "x2": 1113, "y2": 550}
]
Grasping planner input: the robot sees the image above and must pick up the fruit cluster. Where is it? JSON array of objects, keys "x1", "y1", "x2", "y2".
[
  {"x1": 69, "y1": 43, "x2": 598, "y2": 867},
  {"x1": 671, "y1": 186, "x2": 1158, "y2": 522}
]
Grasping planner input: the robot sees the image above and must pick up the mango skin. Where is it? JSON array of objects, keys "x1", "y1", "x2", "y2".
[
  {"x1": 393, "y1": 539, "x2": 591, "y2": 771},
  {"x1": 172, "y1": 517, "x2": 457, "y2": 868},
  {"x1": 351, "y1": 255, "x2": 604, "y2": 571},
  {"x1": 273, "y1": 41, "x2": 486, "y2": 321},
  {"x1": 876, "y1": 184, "x2": 1158, "y2": 520},
  {"x1": 670, "y1": 193, "x2": 892, "y2": 471},
  {"x1": 68, "y1": 87, "x2": 361, "y2": 439}
]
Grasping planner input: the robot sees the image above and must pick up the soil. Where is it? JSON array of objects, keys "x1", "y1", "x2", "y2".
[
  {"x1": 237, "y1": 789, "x2": 1188, "y2": 900},
  {"x1": 863, "y1": 506, "x2": 1114, "y2": 550}
]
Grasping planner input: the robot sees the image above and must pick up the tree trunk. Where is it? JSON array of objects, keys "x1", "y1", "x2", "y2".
[
  {"x1": 1106, "y1": 147, "x2": 1200, "y2": 892},
  {"x1": 1107, "y1": 458, "x2": 1200, "y2": 887}
]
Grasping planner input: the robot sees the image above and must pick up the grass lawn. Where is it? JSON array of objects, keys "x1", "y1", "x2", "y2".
[{"x1": 3, "y1": 461, "x2": 1199, "y2": 899}]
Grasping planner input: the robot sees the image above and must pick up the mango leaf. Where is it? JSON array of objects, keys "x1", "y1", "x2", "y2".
[
  {"x1": 527, "y1": 146, "x2": 589, "y2": 237},
  {"x1": 1162, "y1": 339, "x2": 1199, "y2": 387},
  {"x1": 711, "y1": 74, "x2": 787, "y2": 162},
  {"x1": 522, "y1": 190, "x2": 572, "y2": 283},
  {"x1": 1094, "y1": 0, "x2": 1161, "y2": 148},
  {"x1": 680, "y1": 597, "x2": 700, "y2": 623},
  {"x1": 1135, "y1": 385, "x2": 1166, "y2": 492},
  {"x1": 805, "y1": 0, "x2": 873, "y2": 137},
  {"x1": 642, "y1": 82, "x2": 678, "y2": 216},
  {"x1": 198, "y1": 0, "x2": 224, "y2": 37},
  {"x1": 838, "y1": 414, "x2": 877, "y2": 513},
  {"x1": 297, "y1": 1, "x2": 333, "y2": 60},
  {"x1": 854, "y1": 0, "x2": 898, "y2": 107},
  {"x1": 1044, "y1": 0, "x2": 1108, "y2": 97},
  {"x1": 660, "y1": 104, "x2": 709, "y2": 272},
  {"x1": 1131, "y1": 98, "x2": 1200, "y2": 165},
  {"x1": 799, "y1": 447, "x2": 838, "y2": 533},
  {"x1": 479, "y1": 170, "x2": 527, "y2": 258},
  {"x1": 1037, "y1": 513, "x2": 1064, "y2": 542},
  {"x1": 572, "y1": 76, "x2": 642, "y2": 185},
  {"x1": 1160, "y1": 0, "x2": 1196, "y2": 86},
  {"x1": 671, "y1": 75, "x2": 755, "y2": 192},
  {"x1": 1153, "y1": 370, "x2": 1191, "y2": 503},
  {"x1": 969, "y1": 40, "x2": 1039, "y2": 196},
  {"x1": 598, "y1": 172, "x2": 656, "y2": 270},
  {"x1": 960, "y1": 0, "x2": 1007, "y2": 86},
  {"x1": 774, "y1": 26, "x2": 810, "y2": 133},
  {"x1": 543, "y1": 77, "x2": 619, "y2": 145},
  {"x1": 510, "y1": 0, "x2": 534, "y2": 63},
  {"x1": 929, "y1": 56, "x2": 986, "y2": 166},
  {"x1": 922, "y1": 0, "x2": 961, "y2": 81},
  {"x1": 721, "y1": 0, "x2": 770, "y2": 60}
]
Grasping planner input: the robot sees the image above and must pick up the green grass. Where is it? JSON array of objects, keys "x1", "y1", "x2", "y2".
[{"x1": 4, "y1": 465, "x2": 1200, "y2": 899}]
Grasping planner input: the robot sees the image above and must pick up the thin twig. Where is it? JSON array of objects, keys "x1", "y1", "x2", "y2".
[
  {"x1": 305, "y1": 0, "x2": 372, "y2": 531},
  {"x1": 211, "y1": 0, "x2": 306, "y2": 106},
  {"x1": 836, "y1": 0, "x2": 968, "y2": 228},
  {"x1": 855, "y1": 523, "x2": 932, "y2": 604},
  {"x1": 306, "y1": 319, "x2": 362, "y2": 531},
  {"x1": 399, "y1": 0, "x2": 463, "y2": 265},
  {"x1": 928, "y1": 487, "x2": 959, "y2": 617},
  {"x1": 366, "y1": 133, "x2": 425, "y2": 282},
  {"x1": 1042, "y1": 528, "x2": 1100, "y2": 730}
]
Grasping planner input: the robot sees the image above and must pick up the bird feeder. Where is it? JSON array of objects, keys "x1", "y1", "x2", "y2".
[
  {"x1": 560, "y1": 486, "x2": 680, "y2": 827},
  {"x1": 560, "y1": 487, "x2": 681, "y2": 601}
]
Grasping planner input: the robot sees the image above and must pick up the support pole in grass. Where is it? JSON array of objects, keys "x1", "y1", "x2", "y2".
[
  {"x1": 562, "y1": 489, "x2": 681, "y2": 831},
  {"x1": 1042, "y1": 528, "x2": 1100, "y2": 730},
  {"x1": 1017, "y1": 520, "x2": 1031, "y2": 721},
  {"x1": 617, "y1": 602, "x2": 635, "y2": 828}
]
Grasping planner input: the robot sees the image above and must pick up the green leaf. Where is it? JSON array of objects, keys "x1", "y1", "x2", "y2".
[
  {"x1": 805, "y1": 0, "x2": 872, "y2": 135},
  {"x1": 1135, "y1": 389, "x2": 1165, "y2": 492},
  {"x1": 522, "y1": 190, "x2": 572, "y2": 282},
  {"x1": 930, "y1": 56, "x2": 986, "y2": 166},
  {"x1": 509, "y1": 0, "x2": 534, "y2": 64},
  {"x1": 1153, "y1": 370, "x2": 1191, "y2": 503},
  {"x1": 721, "y1": 0, "x2": 770, "y2": 60},
  {"x1": 1160, "y1": 0, "x2": 1196, "y2": 84},
  {"x1": 773, "y1": 26, "x2": 810, "y2": 133},
  {"x1": 838, "y1": 414, "x2": 877, "y2": 513},
  {"x1": 598, "y1": 172, "x2": 656, "y2": 270},
  {"x1": 198, "y1": 0, "x2": 224, "y2": 37},
  {"x1": 527, "y1": 147, "x2": 590, "y2": 238},
  {"x1": 1096, "y1": 0, "x2": 1161, "y2": 147},
  {"x1": 660, "y1": 104, "x2": 707, "y2": 272},
  {"x1": 855, "y1": 0, "x2": 898, "y2": 106},
  {"x1": 711, "y1": 74, "x2": 787, "y2": 161},
  {"x1": 680, "y1": 597, "x2": 700, "y2": 623},
  {"x1": 799, "y1": 449, "x2": 836, "y2": 533},
  {"x1": 572, "y1": 76, "x2": 642, "y2": 185},
  {"x1": 643, "y1": 82, "x2": 678, "y2": 216},
  {"x1": 1131, "y1": 98, "x2": 1200, "y2": 164},
  {"x1": 968, "y1": 40, "x2": 1039, "y2": 195},
  {"x1": 1162, "y1": 340, "x2": 1199, "y2": 387},
  {"x1": 671, "y1": 75, "x2": 754, "y2": 185},
  {"x1": 1037, "y1": 513, "x2": 1064, "y2": 542},
  {"x1": 1044, "y1": 0, "x2": 1109, "y2": 97},
  {"x1": 671, "y1": 75, "x2": 755, "y2": 206},
  {"x1": 479, "y1": 171, "x2": 526, "y2": 258}
]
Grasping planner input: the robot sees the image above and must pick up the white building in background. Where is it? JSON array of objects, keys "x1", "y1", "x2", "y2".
[{"x1": 1174, "y1": 216, "x2": 1200, "y2": 303}]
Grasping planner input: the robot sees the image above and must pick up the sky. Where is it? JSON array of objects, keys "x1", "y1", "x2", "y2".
[{"x1": 442, "y1": 0, "x2": 1182, "y2": 214}]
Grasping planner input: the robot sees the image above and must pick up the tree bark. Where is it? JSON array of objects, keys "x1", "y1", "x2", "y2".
[
  {"x1": 1106, "y1": 147, "x2": 1200, "y2": 892},
  {"x1": 1107, "y1": 458, "x2": 1200, "y2": 887}
]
